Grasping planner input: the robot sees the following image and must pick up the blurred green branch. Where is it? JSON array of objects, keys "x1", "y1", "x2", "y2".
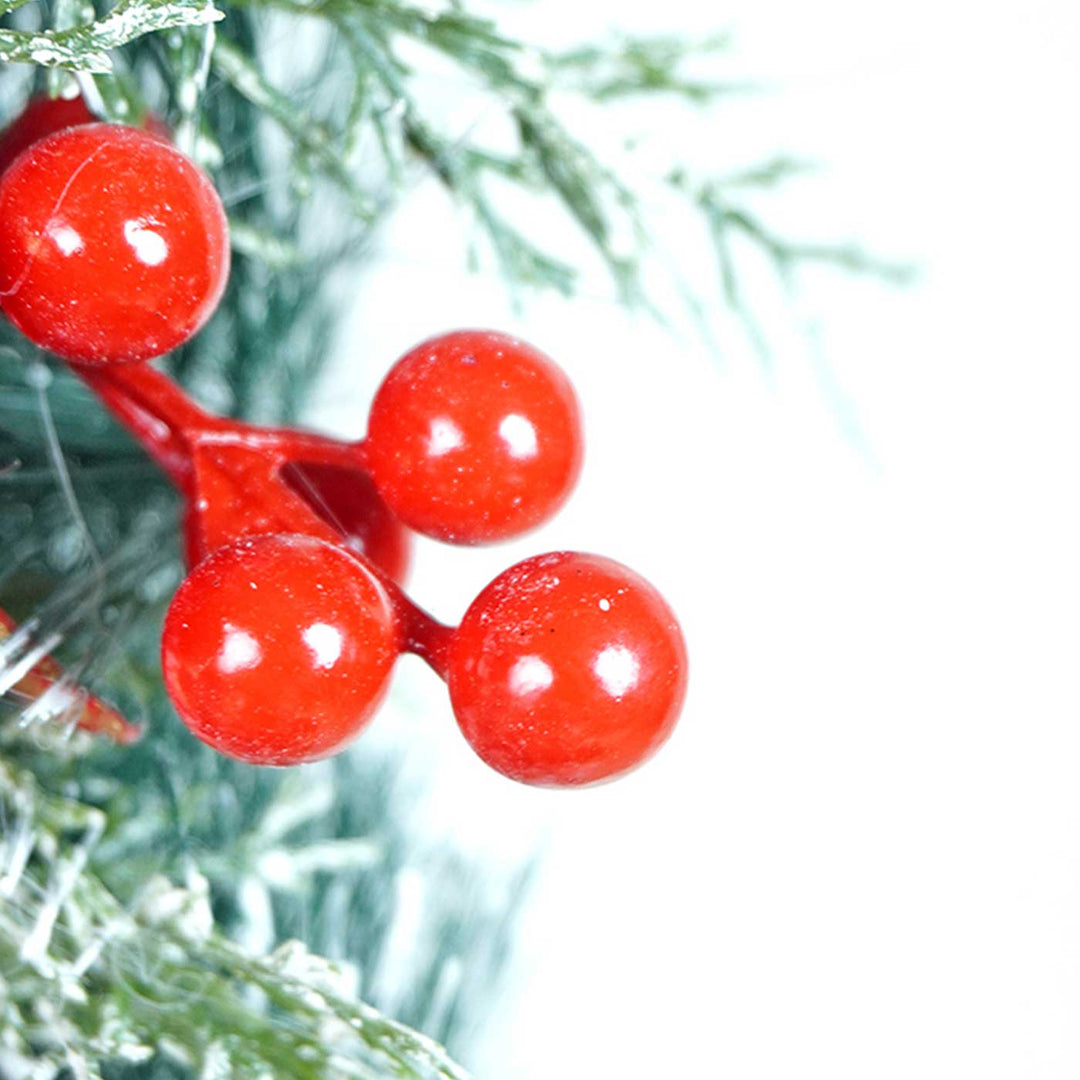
[{"x1": 546, "y1": 32, "x2": 745, "y2": 102}]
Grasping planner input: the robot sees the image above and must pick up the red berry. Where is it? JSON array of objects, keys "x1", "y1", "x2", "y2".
[
  {"x1": 364, "y1": 330, "x2": 583, "y2": 544},
  {"x1": 279, "y1": 461, "x2": 412, "y2": 583},
  {"x1": 0, "y1": 94, "x2": 170, "y2": 177},
  {"x1": 0, "y1": 123, "x2": 228, "y2": 365},
  {"x1": 0, "y1": 95, "x2": 96, "y2": 175},
  {"x1": 447, "y1": 551, "x2": 687, "y2": 786},
  {"x1": 162, "y1": 533, "x2": 400, "y2": 765}
]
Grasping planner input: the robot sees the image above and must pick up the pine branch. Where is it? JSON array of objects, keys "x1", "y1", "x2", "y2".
[
  {"x1": 0, "y1": 759, "x2": 471, "y2": 1080},
  {"x1": 211, "y1": 34, "x2": 378, "y2": 221},
  {"x1": 670, "y1": 168, "x2": 914, "y2": 290},
  {"x1": 547, "y1": 32, "x2": 743, "y2": 102},
  {"x1": 0, "y1": 0, "x2": 221, "y2": 72}
]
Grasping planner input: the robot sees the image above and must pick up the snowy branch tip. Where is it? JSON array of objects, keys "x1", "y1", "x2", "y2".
[{"x1": 0, "y1": 0, "x2": 222, "y2": 73}]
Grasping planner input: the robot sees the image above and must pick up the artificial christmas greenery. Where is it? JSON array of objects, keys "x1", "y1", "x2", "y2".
[{"x1": 0, "y1": 0, "x2": 877, "y2": 1075}]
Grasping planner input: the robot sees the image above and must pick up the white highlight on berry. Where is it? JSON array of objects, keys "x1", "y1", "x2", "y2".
[
  {"x1": 303, "y1": 622, "x2": 343, "y2": 669},
  {"x1": 598, "y1": 598, "x2": 611, "y2": 611},
  {"x1": 593, "y1": 645, "x2": 639, "y2": 698},
  {"x1": 218, "y1": 626, "x2": 261, "y2": 673},
  {"x1": 48, "y1": 223, "x2": 84, "y2": 257},
  {"x1": 123, "y1": 219, "x2": 169, "y2": 266},
  {"x1": 509, "y1": 654, "x2": 554, "y2": 695},
  {"x1": 499, "y1": 413, "x2": 539, "y2": 459},
  {"x1": 427, "y1": 417, "x2": 464, "y2": 456}
]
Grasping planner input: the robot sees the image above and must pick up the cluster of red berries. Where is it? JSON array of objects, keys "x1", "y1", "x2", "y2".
[{"x1": 0, "y1": 98, "x2": 687, "y2": 787}]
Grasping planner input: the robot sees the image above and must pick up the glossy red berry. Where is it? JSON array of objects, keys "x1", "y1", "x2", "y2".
[
  {"x1": 364, "y1": 330, "x2": 583, "y2": 544},
  {"x1": 447, "y1": 551, "x2": 687, "y2": 786},
  {"x1": 0, "y1": 94, "x2": 170, "y2": 177},
  {"x1": 162, "y1": 533, "x2": 400, "y2": 765},
  {"x1": 0, "y1": 95, "x2": 96, "y2": 175},
  {"x1": 0, "y1": 123, "x2": 228, "y2": 365}
]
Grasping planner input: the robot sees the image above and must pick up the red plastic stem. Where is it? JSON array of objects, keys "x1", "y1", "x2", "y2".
[
  {"x1": 385, "y1": 581, "x2": 455, "y2": 678},
  {"x1": 74, "y1": 363, "x2": 217, "y2": 490},
  {"x1": 407, "y1": 617, "x2": 455, "y2": 679}
]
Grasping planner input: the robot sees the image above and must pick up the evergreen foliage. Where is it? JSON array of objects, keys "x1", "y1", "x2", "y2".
[{"x1": 0, "y1": 1, "x2": 890, "y2": 1075}]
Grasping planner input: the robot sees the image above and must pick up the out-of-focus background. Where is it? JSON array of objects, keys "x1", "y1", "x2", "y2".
[{"x1": 313, "y1": 2, "x2": 1080, "y2": 1076}]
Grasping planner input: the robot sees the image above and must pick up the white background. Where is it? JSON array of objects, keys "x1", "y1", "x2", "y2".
[{"x1": 314, "y1": 2, "x2": 1080, "y2": 1077}]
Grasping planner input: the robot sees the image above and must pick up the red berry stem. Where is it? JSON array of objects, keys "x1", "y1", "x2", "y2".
[
  {"x1": 75, "y1": 363, "x2": 360, "y2": 558},
  {"x1": 75, "y1": 362, "x2": 217, "y2": 490},
  {"x1": 78, "y1": 362, "x2": 370, "y2": 478},
  {"x1": 396, "y1": 595, "x2": 455, "y2": 678}
]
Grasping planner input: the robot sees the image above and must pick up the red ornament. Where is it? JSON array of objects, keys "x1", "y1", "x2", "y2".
[
  {"x1": 161, "y1": 534, "x2": 400, "y2": 766},
  {"x1": 447, "y1": 552, "x2": 687, "y2": 786},
  {"x1": 364, "y1": 330, "x2": 583, "y2": 544},
  {"x1": 0, "y1": 123, "x2": 228, "y2": 365}
]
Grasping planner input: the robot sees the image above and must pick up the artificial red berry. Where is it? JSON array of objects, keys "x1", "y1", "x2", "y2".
[
  {"x1": 0, "y1": 123, "x2": 228, "y2": 364},
  {"x1": 364, "y1": 330, "x2": 583, "y2": 544},
  {"x1": 162, "y1": 533, "x2": 400, "y2": 765},
  {"x1": 447, "y1": 551, "x2": 687, "y2": 786},
  {"x1": 280, "y1": 461, "x2": 412, "y2": 584},
  {"x1": 0, "y1": 94, "x2": 170, "y2": 177},
  {"x1": 0, "y1": 94, "x2": 96, "y2": 175}
]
